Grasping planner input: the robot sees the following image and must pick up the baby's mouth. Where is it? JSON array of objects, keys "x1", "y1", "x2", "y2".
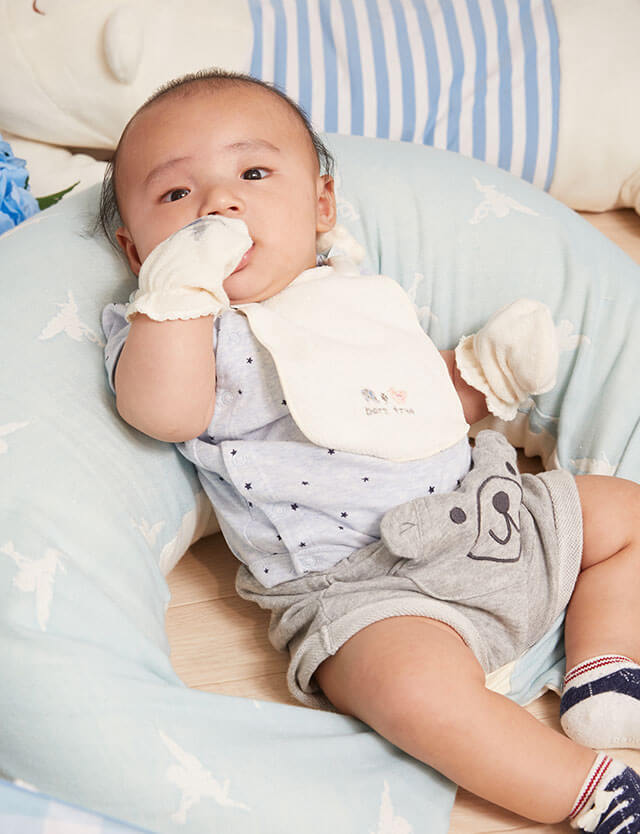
[{"x1": 231, "y1": 244, "x2": 254, "y2": 274}]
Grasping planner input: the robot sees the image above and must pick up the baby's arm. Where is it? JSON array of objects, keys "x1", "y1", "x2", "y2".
[
  {"x1": 113, "y1": 216, "x2": 252, "y2": 443},
  {"x1": 441, "y1": 350, "x2": 490, "y2": 426},
  {"x1": 115, "y1": 315, "x2": 216, "y2": 442}
]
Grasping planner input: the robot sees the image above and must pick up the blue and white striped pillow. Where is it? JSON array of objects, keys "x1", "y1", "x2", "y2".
[{"x1": 248, "y1": 0, "x2": 560, "y2": 190}]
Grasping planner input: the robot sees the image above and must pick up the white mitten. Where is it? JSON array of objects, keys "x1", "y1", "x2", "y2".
[
  {"x1": 454, "y1": 298, "x2": 559, "y2": 421},
  {"x1": 125, "y1": 215, "x2": 253, "y2": 322}
]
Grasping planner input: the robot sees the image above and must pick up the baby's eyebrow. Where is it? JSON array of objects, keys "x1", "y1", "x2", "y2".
[
  {"x1": 224, "y1": 139, "x2": 281, "y2": 154},
  {"x1": 143, "y1": 156, "x2": 193, "y2": 188}
]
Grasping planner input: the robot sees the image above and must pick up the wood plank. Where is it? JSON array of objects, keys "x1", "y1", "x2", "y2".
[
  {"x1": 167, "y1": 536, "x2": 237, "y2": 606},
  {"x1": 167, "y1": 575, "x2": 287, "y2": 688},
  {"x1": 196, "y1": 674, "x2": 300, "y2": 707}
]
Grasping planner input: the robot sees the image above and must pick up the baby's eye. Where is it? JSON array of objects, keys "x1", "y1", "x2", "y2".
[
  {"x1": 162, "y1": 187, "x2": 190, "y2": 202},
  {"x1": 242, "y1": 168, "x2": 269, "y2": 180}
]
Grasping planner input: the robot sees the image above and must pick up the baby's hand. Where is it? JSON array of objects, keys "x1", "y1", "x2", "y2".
[
  {"x1": 125, "y1": 216, "x2": 253, "y2": 322},
  {"x1": 454, "y1": 299, "x2": 559, "y2": 421}
]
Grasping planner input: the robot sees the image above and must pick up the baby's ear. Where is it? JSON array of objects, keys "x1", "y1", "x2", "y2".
[
  {"x1": 115, "y1": 227, "x2": 142, "y2": 276},
  {"x1": 316, "y1": 175, "x2": 337, "y2": 234}
]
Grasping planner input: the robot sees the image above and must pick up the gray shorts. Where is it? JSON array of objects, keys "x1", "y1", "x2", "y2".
[{"x1": 235, "y1": 430, "x2": 583, "y2": 710}]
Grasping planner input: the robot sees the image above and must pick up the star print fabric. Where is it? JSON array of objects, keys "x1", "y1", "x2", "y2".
[{"x1": 176, "y1": 310, "x2": 471, "y2": 587}]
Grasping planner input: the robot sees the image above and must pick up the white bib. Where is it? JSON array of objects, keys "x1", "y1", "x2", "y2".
[{"x1": 238, "y1": 265, "x2": 468, "y2": 462}]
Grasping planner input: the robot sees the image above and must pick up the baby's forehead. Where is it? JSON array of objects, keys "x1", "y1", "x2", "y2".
[
  {"x1": 127, "y1": 82, "x2": 308, "y2": 147},
  {"x1": 115, "y1": 82, "x2": 318, "y2": 189}
]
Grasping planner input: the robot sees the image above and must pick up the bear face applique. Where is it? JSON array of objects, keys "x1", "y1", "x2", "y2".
[{"x1": 379, "y1": 431, "x2": 527, "y2": 602}]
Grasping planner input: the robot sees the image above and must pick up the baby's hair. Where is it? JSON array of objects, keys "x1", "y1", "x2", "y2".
[{"x1": 98, "y1": 68, "x2": 336, "y2": 248}]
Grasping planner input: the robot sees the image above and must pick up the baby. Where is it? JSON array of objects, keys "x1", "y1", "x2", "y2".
[{"x1": 101, "y1": 69, "x2": 640, "y2": 832}]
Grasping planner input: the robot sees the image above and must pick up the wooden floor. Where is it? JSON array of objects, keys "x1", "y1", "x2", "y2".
[{"x1": 166, "y1": 209, "x2": 640, "y2": 833}]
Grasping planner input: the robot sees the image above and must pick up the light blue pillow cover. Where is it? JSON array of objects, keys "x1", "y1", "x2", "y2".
[
  {"x1": 0, "y1": 778, "x2": 154, "y2": 833},
  {"x1": 1, "y1": 131, "x2": 638, "y2": 834}
]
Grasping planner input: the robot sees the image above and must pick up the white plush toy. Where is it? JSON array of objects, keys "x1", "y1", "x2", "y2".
[
  {"x1": 0, "y1": 0, "x2": 639, "y2": 213},
  {"x1": 0, "y1": 0, "x2": 250, "y2": 150}
]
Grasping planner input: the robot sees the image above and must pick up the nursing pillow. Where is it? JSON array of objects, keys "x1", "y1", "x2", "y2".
[
  {"x1": 1, "y1": 0, "x2": 640, "y2": 213},
  {"x1": 1, "y1": 131, "x2": 638, "y2": 833}
]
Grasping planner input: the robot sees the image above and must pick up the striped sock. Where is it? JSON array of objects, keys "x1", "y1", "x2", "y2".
[
  {"x1": 569, "y1": 753, "x2": 640, "y2": 832},
  {"x1": 561, "y1": 655, "x2": 640, "y2": 749}
]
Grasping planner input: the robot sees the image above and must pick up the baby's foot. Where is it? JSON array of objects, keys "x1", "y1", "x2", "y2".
[
  {"x1": 570, "y1": 756, "x2": 640, "y2": 833},
  {"x1": 561, "y1": 655, "x2": 640, "y2": 749}
]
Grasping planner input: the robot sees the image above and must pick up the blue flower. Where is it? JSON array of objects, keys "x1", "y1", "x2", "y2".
[{"x1": 0, "y1": 134, "x2": 40, "y2": 234}]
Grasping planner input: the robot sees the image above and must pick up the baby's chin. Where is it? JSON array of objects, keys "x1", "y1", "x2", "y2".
[
  {"x1": 223, "y1": 269, "x2": 296, "y2": 305},
  {"x1": 223, "y1": 272, "x2": 264, "y2": 305}
]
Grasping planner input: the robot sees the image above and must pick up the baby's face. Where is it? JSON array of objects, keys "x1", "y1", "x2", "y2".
[{"x1": 115, "y1": 84, "x2": 336, "y2": 303}]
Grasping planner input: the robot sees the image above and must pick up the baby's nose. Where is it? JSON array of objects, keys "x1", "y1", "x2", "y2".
[
  {"x1": 205, "y1": 187, "x2": 244, "y2": 216},
  {"x1": 208, "y1": 204, "x2": 241, "y2": 216}
]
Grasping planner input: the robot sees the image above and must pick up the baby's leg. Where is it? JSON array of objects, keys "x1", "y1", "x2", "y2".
[
  {"x1": 561, "y1": 474, "x2": 640, "y2": 749},
  {"x1": 315, "y1": 615, "x2": 595, "y2": 824}
]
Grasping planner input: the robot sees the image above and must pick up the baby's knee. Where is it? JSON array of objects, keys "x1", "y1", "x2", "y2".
[
  {"x1": 608, "y1": 477, "x2": 640, "y2": 545},
  {"x1": 624, "y1": 479, "x2": 640, "y2": 541},
  {"x1": 576, "y1": 475, "x2": 640, "y2": 569},
  {"x1": 604, "y1": 477, "x2": 640, "y2": 559}
]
